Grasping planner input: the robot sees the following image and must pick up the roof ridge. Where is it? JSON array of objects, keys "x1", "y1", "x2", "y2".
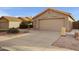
[{"x1": 47, "y1": 8, "x2": 70, "y2": 14}]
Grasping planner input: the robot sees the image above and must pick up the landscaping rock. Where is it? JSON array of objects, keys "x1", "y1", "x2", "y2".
[{"x1": 53, "y1": 36, "x2": 79, "y2": 51}]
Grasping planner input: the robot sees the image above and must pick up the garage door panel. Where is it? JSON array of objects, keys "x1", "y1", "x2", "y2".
[
  {"x1": 39, "y1": 19, "x2": 64, "y2": 31},
  {"x1": 0, "y1": 22, "x2": 8, "y2": 29}
]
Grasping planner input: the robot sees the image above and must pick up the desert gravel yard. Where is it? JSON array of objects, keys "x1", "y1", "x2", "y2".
[
  {"x1": 53, "y1": 35, "x2": 79, "y2": 51},
  {"x1": 53, "y1": 29, "x2": 79, "y2": 51}
]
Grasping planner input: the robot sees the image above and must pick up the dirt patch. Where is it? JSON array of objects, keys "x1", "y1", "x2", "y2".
[{"x1": 52, "y1": 35, "x2": 79, "y2": 51}]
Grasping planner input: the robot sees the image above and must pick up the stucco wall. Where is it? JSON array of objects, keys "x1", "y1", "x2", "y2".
[
  {"x1": 9, "y1": 22, "x2": 21, "y2": 28},
  {"x1": 68, "y1": 17, "x2": 74, "y2": 31},
  {"x1": 64, "y1": 17, "x2": 74, "y2": 31}
]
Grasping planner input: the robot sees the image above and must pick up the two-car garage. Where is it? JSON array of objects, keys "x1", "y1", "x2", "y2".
[
  {"x1": 33, "y1": 8, "x2": 74, "y2": 32},
  {"x1": 39, "y1": 18, "x2": 64, "y2": 31}
]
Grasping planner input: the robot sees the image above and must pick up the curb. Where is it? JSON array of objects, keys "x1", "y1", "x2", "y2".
[{"x1": 0, "y1": 33, "x2": 30, "y2": 41}]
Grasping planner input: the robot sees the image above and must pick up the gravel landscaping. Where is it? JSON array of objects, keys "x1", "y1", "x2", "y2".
[{"x1": 52, "y1": 35, "x2": 79, "y2": 51}]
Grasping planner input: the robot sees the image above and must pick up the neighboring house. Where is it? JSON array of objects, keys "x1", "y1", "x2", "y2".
[
  {"x1": 0, "y1": 16, "x2": 22, "y2": 30},
  {"x1": 33, "y1": 8, "x2": 75, "y2": 32},
  {"x1": 18, "y1": 17, "x2": 32, "y2": 22}
]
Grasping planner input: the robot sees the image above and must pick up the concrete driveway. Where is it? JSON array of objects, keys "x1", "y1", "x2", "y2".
[{"x1": 0, "y1": 30, "x2": 70, "y2": 51}]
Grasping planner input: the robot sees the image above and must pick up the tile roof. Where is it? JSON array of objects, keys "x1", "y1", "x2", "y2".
[
  {"x1": 33, "y1": 8, "x2": 75, "y2": 21},
  {"x1": 18, "y1": 17, "x2": 32, "y2": 22},
  {"x1": 1, "y1": 16, "x2": 22, "y2": 22}
]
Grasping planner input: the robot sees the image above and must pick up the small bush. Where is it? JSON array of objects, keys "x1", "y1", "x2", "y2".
[
  {"x1": 28, "y1": 22, "x2": 33, "y2": 28},
  {"x1": 20, "y1": 22, "x2": 28, "y2": 29},
  {"x1": 7, "y1": 28, "x2": 20, "y2": 34},
  {"x1": 19, "y1": 21, "x2": 33, "y2": 29}
]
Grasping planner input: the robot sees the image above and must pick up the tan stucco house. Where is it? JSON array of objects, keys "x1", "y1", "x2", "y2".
[
  {"x1": 33, "y1": 8, "x2": 75, "y2": 32},
  {"x1": 0, "y1": 16, "x2": 22, "y2": 30}
]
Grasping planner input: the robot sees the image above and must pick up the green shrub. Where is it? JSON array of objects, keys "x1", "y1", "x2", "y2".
[
  {"x1": 7, "y1": 28, "x2": 20, "y2": 34},
  {"x1": 19, "y1": 21, "x2": 33, "y2": 29},
  {"x1": 20, "y1": 22, "x2": 28, "y2": 29},
  {"x1": 28, "y1": 22, "x2": 33, "y2": 28}
]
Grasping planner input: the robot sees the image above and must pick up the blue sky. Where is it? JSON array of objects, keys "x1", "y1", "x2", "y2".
[{"x1": 0, "y1": 7, "x2": 79, "y2": 21}]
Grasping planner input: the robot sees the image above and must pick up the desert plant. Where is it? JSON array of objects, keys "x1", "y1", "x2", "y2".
[{"x1": 7, "y1": 28, "x2": 20, "y2": 34}]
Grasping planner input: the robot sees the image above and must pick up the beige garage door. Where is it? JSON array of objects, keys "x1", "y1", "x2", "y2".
[
  {"x1": 0, "y1": 22, "x2": 8, "y2": 29},
  {"x1": 39, "y1": 19, "x2": 64, "y2": 31}
]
